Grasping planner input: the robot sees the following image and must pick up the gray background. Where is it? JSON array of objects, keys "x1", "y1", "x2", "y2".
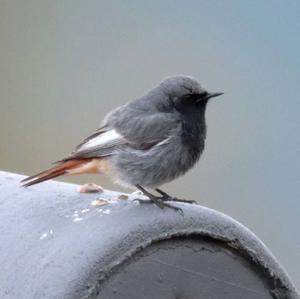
[{"x1": 0, "y1": 0, "x2": 299, "y2": 290}]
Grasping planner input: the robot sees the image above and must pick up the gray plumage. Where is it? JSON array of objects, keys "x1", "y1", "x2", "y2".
[{"x1": 70, "y1": 75, "x2": 222, "y2": 188}]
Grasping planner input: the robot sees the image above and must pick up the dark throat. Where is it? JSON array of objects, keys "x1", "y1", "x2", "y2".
[{"x1": 180, "y1": 101, "x2": 207, "y2": 159}]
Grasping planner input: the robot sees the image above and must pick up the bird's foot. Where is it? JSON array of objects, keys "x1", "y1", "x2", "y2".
[
  {"x1": 135, "y1": 185, "x2": 183, "y2": 214},
  {"x1": 135, "y1": 197, "x2": 183, "y2": 214},
  {"x1": 155, "y1": 188, "x2": 197, "y2": 204},
  {"x1": 135, "y1": 198, "x2": 183, "y2": 214}
]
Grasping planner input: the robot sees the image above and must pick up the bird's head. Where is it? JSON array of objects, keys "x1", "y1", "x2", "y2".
[{"x1": 159, "y1": 76, "x2": 223, "y2": 113}]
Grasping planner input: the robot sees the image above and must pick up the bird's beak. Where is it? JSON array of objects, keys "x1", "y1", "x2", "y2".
[{"x1": 206, "y1": 92, "x2": 224, "y2": 100}]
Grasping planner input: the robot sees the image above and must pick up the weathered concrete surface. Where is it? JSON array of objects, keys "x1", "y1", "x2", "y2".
[{"x1": 0, "y1": 171, "x2": 298, "y2": 299}]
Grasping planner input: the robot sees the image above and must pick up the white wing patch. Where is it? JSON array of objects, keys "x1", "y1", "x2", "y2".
[{"x1": 77, "y1": 129, "x2": 123, "y2": 151}]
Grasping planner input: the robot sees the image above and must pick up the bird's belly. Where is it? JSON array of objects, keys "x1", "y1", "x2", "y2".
[{"x1": 112, "y1": 141, "x2": 203, "y2": 188}]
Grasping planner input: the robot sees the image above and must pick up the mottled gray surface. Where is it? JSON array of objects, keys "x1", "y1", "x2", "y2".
[
  {"x1": 99, "y1": 238, "x2": 273, "y2": 299},
  {"x1": 0, "y1": 171, "x2": 298, "y2": 299}
]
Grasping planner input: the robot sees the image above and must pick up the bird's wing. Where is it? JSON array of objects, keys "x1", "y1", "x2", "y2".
[
  {"x1": 63, "y1": 108, "x2": 180, "y2": 160},
  {"x1": 105, "y1": 105, "x2": 180, "y2": 149},
  {"x1": 62, "y1": 126, "x2": 125, "y2": 160}
]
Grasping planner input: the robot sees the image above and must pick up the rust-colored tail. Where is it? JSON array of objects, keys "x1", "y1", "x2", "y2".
[{"x1": 21, "y1": 159, "x2": 88, "y2": 187}]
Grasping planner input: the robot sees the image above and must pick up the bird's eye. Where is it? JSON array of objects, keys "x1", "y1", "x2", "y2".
[
  {"x1": 183, "y1": 93, "x2": 198, "y2": 100},
  {"x1": 200, "y1": 91, "x2": 208, "y2": 98}
]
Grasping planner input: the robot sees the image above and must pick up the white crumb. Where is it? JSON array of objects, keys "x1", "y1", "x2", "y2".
[
  {"x1": 131, "y1": 190, "x2": 143, "y2": 196},
  {"x1": 39, "y1": 233, "x2": 48, "y2": 240},
  {"x1": 73, "y1": 217, "x2": 83, "y2": 222},
  {"x1": 81, "y1": 208, "x2": 90, "y2": 213},
  {"x1": 91, "y1": 198, "x2": 108, "y2": 206},
  {"x1": 103, "y1": 209, "x2": 111, "y2": 215},
  {"x1": 72, "y1": 213, "x2": 79, "y2": 218},
  {"x1": 78, "y1": 183, "x2": 104, "y2": 193}
]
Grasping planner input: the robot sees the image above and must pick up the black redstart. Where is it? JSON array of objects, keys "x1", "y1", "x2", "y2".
[{"x1": 21, "y1": 76, "x2": 223, "y2": 211}]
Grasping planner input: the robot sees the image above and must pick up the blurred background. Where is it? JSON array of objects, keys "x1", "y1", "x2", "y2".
[{"x1": 0, "y1": 0, "x2": 299, "y2": 289}]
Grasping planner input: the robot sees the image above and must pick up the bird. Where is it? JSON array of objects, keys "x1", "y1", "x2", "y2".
[{"x1": 21, "y1": 76, "x2": 223, "y2": 212}]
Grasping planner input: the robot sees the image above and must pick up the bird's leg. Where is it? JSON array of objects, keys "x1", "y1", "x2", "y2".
[
  {"x1": 135, "y1": 185, "x2": 183, "y2": 214},
  {"x1": 155, "y1": 188, "x2": 197, "y2": 204},
  {"x1": 135, "y1": 185, "x2": 165, "y2": 209}
]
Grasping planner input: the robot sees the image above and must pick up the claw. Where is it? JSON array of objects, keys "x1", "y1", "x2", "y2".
[
  {"x1": 135, "y1": 185, "x2": 186, "y2": 214},
  {"x1": 155, "y1": 188, "x2": 197, "y2": 204}
]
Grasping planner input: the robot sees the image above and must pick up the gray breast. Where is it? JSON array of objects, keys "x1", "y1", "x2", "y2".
[{"x1": 111, "y1": 128, "x2": 204, "y2": 189}]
